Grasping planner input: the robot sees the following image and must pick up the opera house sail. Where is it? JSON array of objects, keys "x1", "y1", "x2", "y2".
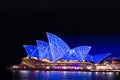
[
  {"x1": 70, "y1": 46, "x2": 91, "y2": 62},
  {"x1": 86, "y1": 53, "x2": 111, "y2": 64},
  {"x1": 46, "y1": 32, "x2": 70, "y2": 62},
  {"x1": 23, "y1": 45, "x2": 39, "y2": 59},
  {"x1": 36, "y1": 40, "x2": 52, "y2": 61}
]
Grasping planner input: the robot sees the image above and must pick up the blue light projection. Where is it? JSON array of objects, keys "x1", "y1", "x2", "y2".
[
  {"x1": 23, "y1": 32, "x2": 111, "y2": 64},
  {"x1": 86, "y1": 55, "x2": 94, "y2": 62},
  {"x1": 86, "y1": 53, "x2": 111, "y2": 64},
  {"x1": 36, "y1": 40, "x2": 52, "y2": 61},
  {"x1": 70, "y1": 46, "x2": 91, "y2": 61},
  {"x1": 46, "y1": 32, "x2": 70, "y2": 62},
  {"x1": 93, "y1": 53, "x2": 111, "y2": 64},
  {"x1": 68, "y1": 49, "x2": 78, "y2": 60},
  {"x1": 23, "y1": 45, "x2": 39, "y2": 59}
]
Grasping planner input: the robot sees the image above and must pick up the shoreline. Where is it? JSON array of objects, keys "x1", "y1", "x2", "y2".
[{"x1": 9, "y1": 69, "x2": 120, "y2": 72}]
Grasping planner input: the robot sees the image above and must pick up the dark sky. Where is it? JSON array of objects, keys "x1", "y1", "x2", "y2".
[{"x1": 0, "y1": 0, "x2": 120, "y2": 65}]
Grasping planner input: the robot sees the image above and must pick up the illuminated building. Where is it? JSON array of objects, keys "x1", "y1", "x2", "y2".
[{"x1": 23, "y1": 32, "x2": 110, "y2": 64}]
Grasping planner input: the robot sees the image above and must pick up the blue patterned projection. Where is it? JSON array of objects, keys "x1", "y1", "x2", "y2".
[
  {"x1": 23, "y1": 45, "x2": 39, "y2": 59},
  {"x1": 36, "y1": 40, "x2": 52, "y2": 60},
  {"x1": 86, "y1": 55, "x2": 94, "y2": 62},
  {"x1": 46, "y1": 32, "x2": 70, "y2": 62},
  {"x1": 23, "y1": 32, "x2": 111, "y2": 64},
  {"x1": 69, "y1": 49, "x2": 78, "y2": 60},
  {"x1": 92, "y1": 53, "x2": 111, "y2": 64},
  {"x1": 70, "y1": 46, "x2": 91, "y2": 61},
  {"x1": 86, "y1": 53, "x2": 111, "y2": 64}
]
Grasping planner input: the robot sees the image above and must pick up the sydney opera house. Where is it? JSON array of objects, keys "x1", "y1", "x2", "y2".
[
  {"x1": 23, "y1": 32, "x2": 110, "y2": 63},
  {"x1": 11, "y1": 32, "x2": 118, "y2": 71}
]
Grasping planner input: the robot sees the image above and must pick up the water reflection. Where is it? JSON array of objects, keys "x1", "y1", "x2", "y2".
[{"x1": 12, "y1": 70, "x2": 120, "y2": 80}]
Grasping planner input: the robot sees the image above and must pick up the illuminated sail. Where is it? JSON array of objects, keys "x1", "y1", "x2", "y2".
[
  {"x1": 23, "y1": 45, "x2": 39, "y2": 59},
  {"x1": 93, "y1": 53, "x2": 111, "y2": 64},
  {"x1": 46, "y1": 32, "x2": 70, "y2": 62},
  {"x1": 71, "y1": 46, "x2": 91, "y2": 61},
  {"x1": 36, "y1": 40, "x2": 52, "y2": 60},
  {"x1": 86, "y1": 55, "x2": 94, "y2": 62}
]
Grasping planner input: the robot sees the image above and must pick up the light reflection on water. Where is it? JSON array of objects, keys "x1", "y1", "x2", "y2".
[{"x1": 12, "y1": 70, "x2": 120, "y2": 80}]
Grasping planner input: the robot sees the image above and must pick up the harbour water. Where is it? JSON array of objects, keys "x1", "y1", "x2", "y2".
[{"x1": 10, "y1": 70, "x2": 120, "y2": 80}]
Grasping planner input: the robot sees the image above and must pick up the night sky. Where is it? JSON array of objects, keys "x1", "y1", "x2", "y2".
[{"x1": 0, "y1": 0, "x2": 120, "y2": 65}]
